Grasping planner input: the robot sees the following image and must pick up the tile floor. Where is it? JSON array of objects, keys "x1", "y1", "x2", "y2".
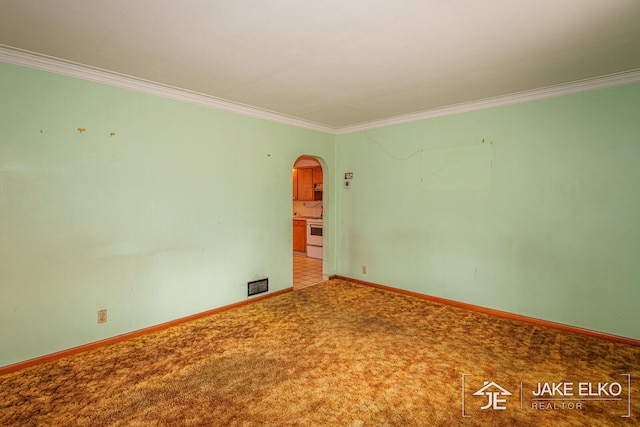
[{"x1": 293, "y1": 254, "x2": 323, "y2": 289}]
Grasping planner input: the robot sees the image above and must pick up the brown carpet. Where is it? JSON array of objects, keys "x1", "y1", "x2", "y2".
[{"x1": 1, "y1": 279, "x2": 639, "y2": 426}]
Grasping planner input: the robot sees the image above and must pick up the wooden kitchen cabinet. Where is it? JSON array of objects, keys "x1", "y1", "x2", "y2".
[
  {"x1": 294, "y1": 169, "x2": 314, "y2": 201},
  {"x1": 293, "y1": 166, "x2": 323, "y2": 201},
  {"x1": 312, "y1": 166, "x2": 323, "y2": 185},
  {"x1": 293, "y1": 219, "x2": 306, "y2": 253},
  {"x1": 292, "y1": 169, "x2": 298, "y2": 200},
  {"x1": 312, "y1": 166, "x2": 323, "y2": 201}
]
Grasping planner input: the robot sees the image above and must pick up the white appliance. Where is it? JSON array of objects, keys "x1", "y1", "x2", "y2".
[{"x1": 306, "y1": 218, "x2": 323, "y2": 259}]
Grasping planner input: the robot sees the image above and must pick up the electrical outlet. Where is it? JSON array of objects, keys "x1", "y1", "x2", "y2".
[
  {"x1": 98, "y1": 309, "x2": 107, "y2": 324},
  {"x1": 362, "y1": 265, "x2": 367, "y2": 275}
]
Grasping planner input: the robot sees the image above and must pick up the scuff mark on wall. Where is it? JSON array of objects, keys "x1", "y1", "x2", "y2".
[
  {"x1": 420, "y1": 144, "x2": 492, "y2": 191},
  {"x1": 86, "y1": 242, "x2": 206, "y2": 259},
  {"x1": 363, "y1": 132, "x2": 494, "y2": 190}
]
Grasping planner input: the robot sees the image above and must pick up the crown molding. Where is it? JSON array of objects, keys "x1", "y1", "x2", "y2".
[
  {"x1": 335, "y1": 68, "x2": 640, "y2": 135},
  {"x1": 2, "y1": 44, "x2": 639, "y2": 136},
  {"x1": 0, "y1": 45, "x2": 335, "y2": 135}
]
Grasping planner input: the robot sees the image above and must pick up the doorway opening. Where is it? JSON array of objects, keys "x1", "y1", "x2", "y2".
[{"x1": 292, "y1": 156, "x2": 325, "y2": 289}]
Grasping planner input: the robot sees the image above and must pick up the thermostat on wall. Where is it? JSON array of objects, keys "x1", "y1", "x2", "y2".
[{"x1": 344, "y1": 172, "x2": 353, "y2": 189}]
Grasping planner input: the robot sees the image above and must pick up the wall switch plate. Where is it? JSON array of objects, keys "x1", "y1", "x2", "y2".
[{"x1": 98, "y1": 309, "x2": 107, "y2": 324}]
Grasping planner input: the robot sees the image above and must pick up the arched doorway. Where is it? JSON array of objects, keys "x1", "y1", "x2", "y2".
[{"x1": 292, "y1": 156, "x2": 325, "y2": 289}]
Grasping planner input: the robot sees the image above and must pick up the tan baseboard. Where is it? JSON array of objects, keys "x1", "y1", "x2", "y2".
[
  {"x1": 0, "y1": 287, "x2": 293, "y2": 376},
  {"x1": 331, "y1": 275, "x2": 640, "y2": 347}
]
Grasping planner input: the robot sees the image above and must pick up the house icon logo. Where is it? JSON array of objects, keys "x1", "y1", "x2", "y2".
[{"x1": 473, "y1": 381, "x2": 513, "y2": 410}]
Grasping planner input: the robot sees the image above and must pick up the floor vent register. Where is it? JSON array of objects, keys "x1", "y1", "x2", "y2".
[{"x1": 248, "y1": 278, "x2": 268, "y2": 296}]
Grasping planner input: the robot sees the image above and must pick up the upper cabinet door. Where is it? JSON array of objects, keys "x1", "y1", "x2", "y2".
[
  {"x1": 292, "y1": 168, "x2": 299, "y2": 200},
  {"x1": 312, "y1": 166, "x2": 323, "y2": 185},
  {"x1": 297, "y1": 168, "x2": 314, "y2": 201}
]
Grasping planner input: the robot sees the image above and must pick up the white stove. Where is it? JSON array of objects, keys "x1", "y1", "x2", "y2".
[{"x1": 306, "y1": 218, "x2": 323, "y2": 259}]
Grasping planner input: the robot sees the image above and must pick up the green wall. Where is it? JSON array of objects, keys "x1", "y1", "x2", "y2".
[
  {"x1": 335, "y1": 83, "x2": 640, "y2": 340},
  {"x1": 2, "y1": 59, "x2": 638, "y2": 368},
  {"x1": 0, "y1": 62, "x2": 334, "y2": 367}
]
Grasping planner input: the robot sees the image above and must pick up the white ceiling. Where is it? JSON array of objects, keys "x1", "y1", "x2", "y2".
[{"x1": 1, "y1": 0, "x2": 640, "y2": 130}]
